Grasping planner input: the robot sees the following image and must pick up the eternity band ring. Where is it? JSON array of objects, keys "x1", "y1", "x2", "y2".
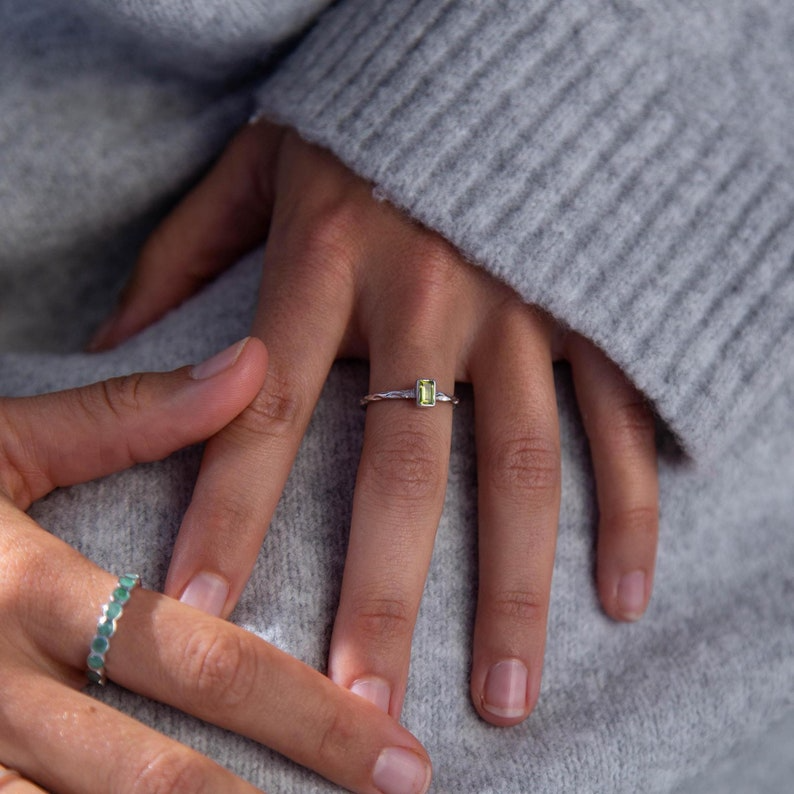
[
  {"x1": 360, "y1": 378, "x2": 459, "y2": 408},
  {"x1": 86, "y1": 573, "x2": 141, "y2": 686}
]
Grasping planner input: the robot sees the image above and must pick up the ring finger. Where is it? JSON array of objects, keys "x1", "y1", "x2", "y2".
[{"x1": 328, "y1": 273, "x2": 464, "y2": 719}]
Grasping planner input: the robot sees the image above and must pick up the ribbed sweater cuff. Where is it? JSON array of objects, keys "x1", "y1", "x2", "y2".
[{"x1": 255, "y1": 0, "x2": 794, "y2": 458}]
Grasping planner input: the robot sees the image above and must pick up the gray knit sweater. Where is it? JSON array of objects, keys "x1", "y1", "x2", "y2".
[{"x1": 1, "y1": 1, "x2": 793, "y2": 792}]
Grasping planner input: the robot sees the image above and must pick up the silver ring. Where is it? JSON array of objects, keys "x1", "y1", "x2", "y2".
[
  {"x1": 360, "y1": 378, "x2": 459, "y2": 408},
  {"x1": 86, "y1": 574, "x2": 141, "y2": 686}
]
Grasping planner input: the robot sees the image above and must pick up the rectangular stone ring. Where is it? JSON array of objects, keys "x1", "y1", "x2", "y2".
[
  {"x1": 86, "y1": 573, "x2": 141, "y2": 686},
  {"x1": 360, "y1": 378, "x2": 460, "y2": 408}
]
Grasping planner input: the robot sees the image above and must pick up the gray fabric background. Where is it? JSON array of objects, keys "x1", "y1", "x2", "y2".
[
  {"x1": 1, "y1": 255, "x2": 790, "y2": 792},
  {"x1": 1, "y1": 1, "x2": 792, "y2": 791}
]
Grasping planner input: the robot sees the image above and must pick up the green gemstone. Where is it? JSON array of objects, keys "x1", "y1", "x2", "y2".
[
  {"x1": 112, "y1": 587, "x2": 131, "y2": 604},
  {"x1": 91, "y1": 636, "x2": 110, "y2": 654},
  {"x1": 97, "y1": 619, "x2": 116, "y2": 638},
  {"x1": 118, "y1": 575, "x2": 139, "y2": 589},
  {"x1": 416, "y1": 378, "x2": 436, "y2": 407},
  {"x1": 104, "y1": 602, "x2": 123, "y2": 620},
  {"x1": 86, "y1": 669, "x2": 104, "y2": 684},
  {"x1": 87, "y1": 654, "x2": 105, "y2": 670}
]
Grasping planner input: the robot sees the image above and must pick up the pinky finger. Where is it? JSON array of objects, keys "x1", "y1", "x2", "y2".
[{"x1": 566, "y1": 334, "x2": 659, "y2": 622}]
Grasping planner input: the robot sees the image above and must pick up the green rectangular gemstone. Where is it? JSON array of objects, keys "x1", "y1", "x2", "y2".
[{"x1": 416, "y1": 379, "x2": 436, "y2": 407}]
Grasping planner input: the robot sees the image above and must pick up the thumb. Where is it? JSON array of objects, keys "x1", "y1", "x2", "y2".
[
  {"x1": 0, "y1": 337, "x2": 267, "y2": 509},
  {"x1": 88, "y1": 120, "x2": 285, "y2": 351}
]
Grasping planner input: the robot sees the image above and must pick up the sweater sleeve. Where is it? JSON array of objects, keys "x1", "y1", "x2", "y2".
[{"x1": 254, "y1": 0, "x2": 794, "y2": 459}]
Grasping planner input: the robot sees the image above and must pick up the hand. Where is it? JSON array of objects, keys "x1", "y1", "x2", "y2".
[
  {"x1": 91, "y1": 120, "x2": 659, "y2": 726},
  {"x1": 0, "y1": 340, "x2": 432, "y2": 794}
]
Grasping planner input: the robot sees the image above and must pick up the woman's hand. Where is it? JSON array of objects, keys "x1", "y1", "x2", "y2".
[
  {"x1": 0, "y1": 341, "x2": 431, "y2": 794},
  {"x1": 91, "y1": 120, "x2": 659, "y2": 726}
]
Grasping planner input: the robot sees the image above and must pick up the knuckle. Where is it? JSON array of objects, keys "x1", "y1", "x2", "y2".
[
  {"x1": 347, "y1": 592, "x2": 415, "y2": 647},
  {"x1": 610, "y1": 505, "x2": 659, "y2": 543},
  {"x1": 607, "y1": 398, "x2": 656, "y2": 453},
  {"x1": 316, "y1": 702, "x2": 358, "y2": 766},
  {"x1": 300, "y1": 198, "x2": 360, "y2": 272},
  {"x1": 0, "y1": 424, "x2": 32, "y2": 507},
  {"x1": 180, "y1": 627, "x2": 258, "y2": 714},
  {"x1": 486, "y1": 434, "x2": 560, "y2": 498},
  {"x1": 487, "y1": 588, "x2": 548, "y2": 630},
  {"x1": 129, "y1": 748, "x2": 211, "y2": 794},
  {"x1": 368, "y1": 237, "x2": 463, "y2": 355},
  {"x1": 193, "y1": 489, "x2": 260, "y2": 539},
  {"x1": 234, "y1": 368, "x2": 308, "y2": 437},
  {"x1": 97, "y1": 373, "x2": 147, "y2": 420},
  {"x1": 410, "y1": 239, "x2": 460, "y2": 292},
  {"x1": 0, "y1": 534, "x2": 51, "y2": 617},
  {"x1": 367, "y1": 425, "x2": 446, "y2": 503},
  {"x1": 399, "y1": 245, "x2": 461, "y2": 323}
]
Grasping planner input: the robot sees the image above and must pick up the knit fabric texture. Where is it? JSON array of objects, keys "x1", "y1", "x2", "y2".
[
  {"x1": 256, "y1": 0, "x2": 794, "y2": 460},
  {"x1": 1, "y1": 1, "x2": 793, "y2": 792}
]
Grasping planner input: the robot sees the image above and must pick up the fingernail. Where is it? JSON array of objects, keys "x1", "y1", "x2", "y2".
[
  {"x1": 190, "y1": 338, "x2": 249, "y2": 380},
  {"x1": 617, "y1": 570, "x2": 646, "y2": 620},
  {"x1": 179, "y1": 572, "x2": 230, "y2": 617},
  {"x1": 482, "y1": 659, "x2": 528, "y2": 719},
  {"x1": 373, "y1": 747, "x2": 431, "y2": 794},
  {"x1": 351, "y1": 676, "x2": 391, "y2": 713}
]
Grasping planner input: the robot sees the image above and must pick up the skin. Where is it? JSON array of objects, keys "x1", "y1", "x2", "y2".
[
  {"x1": 0, "y1": 339, "x2": 431, "y2": 793},
  {"x1": 91, "y1": 120, "x2": 660, "y2": 726}
]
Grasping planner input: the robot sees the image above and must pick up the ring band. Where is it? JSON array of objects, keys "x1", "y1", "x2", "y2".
[
  {"x1": 360, "y1": 378, "x2": 459, "y2": 408},
  {"x1": 86, "y1": 574, "x2": 141, "y2": 686}
]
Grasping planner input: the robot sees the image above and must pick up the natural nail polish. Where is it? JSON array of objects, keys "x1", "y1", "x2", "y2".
[
  {"x1": 351, "y1": 676, "x2": 391, "y2": 713},
  {"x1": 179, "y1": 572, "x2": 230, "y2": 617},
  {"x1": 482, "y1": 659, "x2": 528, "y2": 719},
  {"x1": 617, "y1": 570, "x2": 647, "y2": 620},
  {"x1": 372, "y1": 747, "x2": 431, "y2": 794},
  {"x1": 190, "y1": 338, "x2": 249, "y2": 380}
]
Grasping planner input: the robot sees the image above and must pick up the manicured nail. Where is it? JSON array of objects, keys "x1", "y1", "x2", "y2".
[
  {"x1": 179, "y1": 572, "x2": 230, "y2": 617},
  {"x1": 482, "y1": 659, "x2": 528, "y2": 719},
  {"x1": 190, "y1": 338, "x2": 249, "y2": 380},
  {"x1": 351, "y1": 676, "x2": 391, "y2": 713},
  {"x1": 617, "y1": 570, "x2": 646, "y2": 620},
  {"x1": 372, "y1": 747, "x2": 431, "y2": 794}
]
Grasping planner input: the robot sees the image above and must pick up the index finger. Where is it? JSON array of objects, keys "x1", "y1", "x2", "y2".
[
  {"x1": 19, "y1": 523, "x2": 432, "y2": 794},
  {"x1": 162, "y1": 155, "x2": 361, "y2": 616}
]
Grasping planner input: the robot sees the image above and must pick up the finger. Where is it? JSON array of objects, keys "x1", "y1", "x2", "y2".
[
  {"x1": 0, "y1": 338, "x2": 267, "y2": 509},
  {"x1": 0, "y1": 672, "x2": 261, "y2": 794},
  {"x1": 163, "y1": 166, "x2": 357, "y2": 616},
  {"x1": 566, "y1": 334, "x2": 659, "y2": 621},
  {"x1": 0, "y1": 765, "x2": 46, "y2": 793},
  {"x1": 89, "y1": 121, "x2": 285, "y2": 351},
  {"x1": 328, "y1": 254, "x2": 463, "y2": 720},
  {"x1": 12, "y1": 525, "x2": 432, "y2": 794},
  {"x1": 469, "y1": 304, "x2": 561, "y2": 726}
]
